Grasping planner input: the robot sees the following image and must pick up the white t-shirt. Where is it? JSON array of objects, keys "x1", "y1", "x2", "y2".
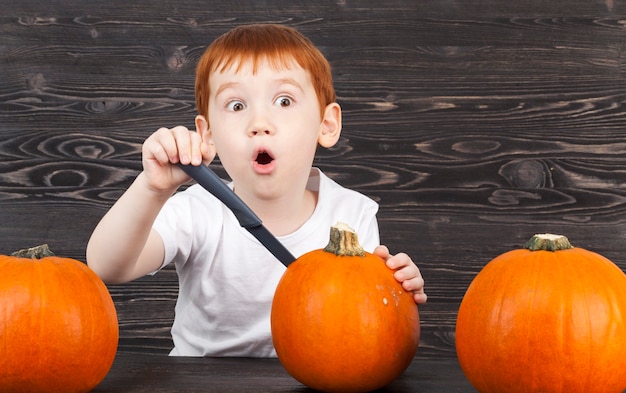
[{"x1": 153, "y1": 168, "x2": 380, "y2": 357}]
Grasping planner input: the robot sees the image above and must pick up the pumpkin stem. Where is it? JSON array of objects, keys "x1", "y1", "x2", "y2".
[
  {"x1": 11, "y1": 244, "x2": 56, "y2": 259},
  {"x1": 323, "y1": 222, "x2": 366, "y2": 257},
  {"x1": 524, "y1": 234, "x2": 573, "y2": 252}
]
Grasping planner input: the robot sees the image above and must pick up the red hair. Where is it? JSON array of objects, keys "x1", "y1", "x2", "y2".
[{"x1": 195, "y1": 24, "x2": 336, "y2": 119}]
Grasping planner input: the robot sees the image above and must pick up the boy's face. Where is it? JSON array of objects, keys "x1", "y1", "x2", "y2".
[{"x1": 198, "y1": 58, "x2": 340, "y2": 201}]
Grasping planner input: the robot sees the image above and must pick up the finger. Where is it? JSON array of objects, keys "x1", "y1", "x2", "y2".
[
  {"x1": 386, "y1": 252, "x2": 411, "y2": 270},
  {"x1": 145, "y1": 128, "x2": 177, "y2": 165},
  {"x1": 401, "y1": 277, "x2": 427, "y2": 305},
  {"x1": 401, "y1": 275, "x2": 425, "y2": 293},
  {"x1": 170, "y1": 126, "x2": 194, "y2": 165},
  {"x1": 188, "y1": 132, "x2": 206, "y2": 166},
  {"x1": 413, "y1": 291, "x2": 428, "y2": 305},
  {"x1": 201, "y1": 139, "x2": 217, "y2": 165},
  {"x1": 393, "y1": 266, "x2": 415, "y2": 282},
  {"x1": 373, "y1": 245, "x2": 390, "y2": 260}
]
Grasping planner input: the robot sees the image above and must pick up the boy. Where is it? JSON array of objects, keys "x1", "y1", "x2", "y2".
[{"x1": 87, "y1": 24, "x2": 427, "y2": 357}]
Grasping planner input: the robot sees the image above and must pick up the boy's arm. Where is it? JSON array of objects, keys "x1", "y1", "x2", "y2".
[
  {"x1": 87, "y1": 125, "x2": 213, "y2": 284},
  {"x1": 86, "y1": 172, "x2": 172, "y2": 284}
]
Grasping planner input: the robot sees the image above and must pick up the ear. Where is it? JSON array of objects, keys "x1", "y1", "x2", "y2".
[
  {"x1": 318, "y1": 102, "x2": 342, "y2": 148},
  {"x1": 195, "y1": 115, "x2": 217, "y2": 161},
  {"x1": 195, "y1": 115, "x2": 211, "y2": 141}
]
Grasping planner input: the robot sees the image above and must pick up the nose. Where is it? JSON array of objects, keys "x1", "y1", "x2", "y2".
[
  {"x1": 249, "y1": 129, "x2": 272, "y2": 136},
  {"x1": 247, "y1": 106, "x2": 275, "y2": 137}
]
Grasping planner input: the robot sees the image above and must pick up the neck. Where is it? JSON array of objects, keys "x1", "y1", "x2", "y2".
[{"x1": 239, "y1": 188, "x2": 317, "y2": 237}]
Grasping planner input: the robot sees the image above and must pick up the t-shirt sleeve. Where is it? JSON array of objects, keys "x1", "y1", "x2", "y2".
[
  {"x1": 152, "y1": 185, "x2": 223, "y2": 272},
  {"x1": 354, "y1": 204, "x2": 380, "y2": 253},
  {"x1": 319, "y1": 171, "x2": 380, "y2": 253},
  {"x1": 152, "y1": 193, "x2": 194, "y2": 272}
]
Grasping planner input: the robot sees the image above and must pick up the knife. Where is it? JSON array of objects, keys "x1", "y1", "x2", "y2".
[{"x1": 178, "y1": 163, "x2": 296, "y2": 267}]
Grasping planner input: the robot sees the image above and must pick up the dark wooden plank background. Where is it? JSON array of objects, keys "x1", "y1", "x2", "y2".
[{"x1": 2, "y1": 0, "x2": 626, "y2": 359}]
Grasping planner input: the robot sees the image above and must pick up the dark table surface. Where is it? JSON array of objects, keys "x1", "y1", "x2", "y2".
[{"x1": 93, "y1": 352, "x2": 477, "y2": 392}]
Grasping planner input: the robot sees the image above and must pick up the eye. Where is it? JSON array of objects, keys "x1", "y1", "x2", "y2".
[
  {"x1": 274, "y1": 96, "x2": 293, "y2": 108},
  {"x1": 226, "y1": 100, "x2": 246, "y2": 111}
]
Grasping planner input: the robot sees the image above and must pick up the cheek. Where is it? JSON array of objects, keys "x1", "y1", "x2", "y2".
[
  {"x1": 212, "y1": 134, "x2": 244, "y2": 160},
  {"x1": 283, "y1": 134, "x2": 319, "y2": 164}
]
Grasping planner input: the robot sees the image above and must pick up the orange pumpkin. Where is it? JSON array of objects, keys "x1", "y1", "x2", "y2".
[
  {"x1": 271, "y1": 223, "x2": 419, "y2": 393},
  {"x1": 456, "y1": 234, "x2": 626, "y2": 393},
  {"x1": 0, "y1": 245, "x2": 119, "y2": 393}
]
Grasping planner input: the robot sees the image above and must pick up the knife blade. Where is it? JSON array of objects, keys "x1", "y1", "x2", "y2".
[{"x1": 178, "y1": 163, "x2": 296, "y2": 267}]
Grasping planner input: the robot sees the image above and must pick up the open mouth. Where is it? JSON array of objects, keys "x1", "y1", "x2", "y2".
[{"x1": 255, "y1": 151, "x2": 274, "y2": 166}]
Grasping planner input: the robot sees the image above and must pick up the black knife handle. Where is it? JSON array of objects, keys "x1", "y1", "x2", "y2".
[
  {"x1": 178, "y1": 163, "x2": 296, "y2": 266},
  {"x1": 247, "y1": 226, "x2": 296, "y2": 266},
  {"x1": 178, "y1": 164, "x2": 261, "y2": 228}
]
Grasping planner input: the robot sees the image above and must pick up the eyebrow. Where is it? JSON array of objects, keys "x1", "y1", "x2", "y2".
[
  {"x1": 214, "y1": 82, "x2": 240, "y2": 98},
  {"x1": 274, "y1": 78, "x2": 305, "y2": 93},
  {"x1": 214, "y1": 76, "x2": 306, "y2": 99}
]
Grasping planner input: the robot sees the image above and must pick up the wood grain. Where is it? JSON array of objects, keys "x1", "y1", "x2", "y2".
[
  {"x1": 93, "y1": 352, "x2": 478, "y2": 392},
  {"x1": 2, "y1": 0, "x2": 626, "y2": 358}
]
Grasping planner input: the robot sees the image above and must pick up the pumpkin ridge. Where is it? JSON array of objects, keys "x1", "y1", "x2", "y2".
[
  {"x1": 71, "y1": 262, "x2": 108, "y2": 391},
  {"x1": 34, "y1": 255, "x2": 47, "y2": 390},
  {"x1": 574, "y1": 257, "x2": 593, "y2": 392},
  {"x1": 580, "y1": 251, "x2": 626, "y2": 390},
  {"x1": 524, "y1": 251, "x2": 545, "y2": 390}
]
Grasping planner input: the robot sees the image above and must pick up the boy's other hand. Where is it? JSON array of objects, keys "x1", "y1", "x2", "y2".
[{"x1": 374, "y1": 245, "x2": 427, "y2": 305}]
